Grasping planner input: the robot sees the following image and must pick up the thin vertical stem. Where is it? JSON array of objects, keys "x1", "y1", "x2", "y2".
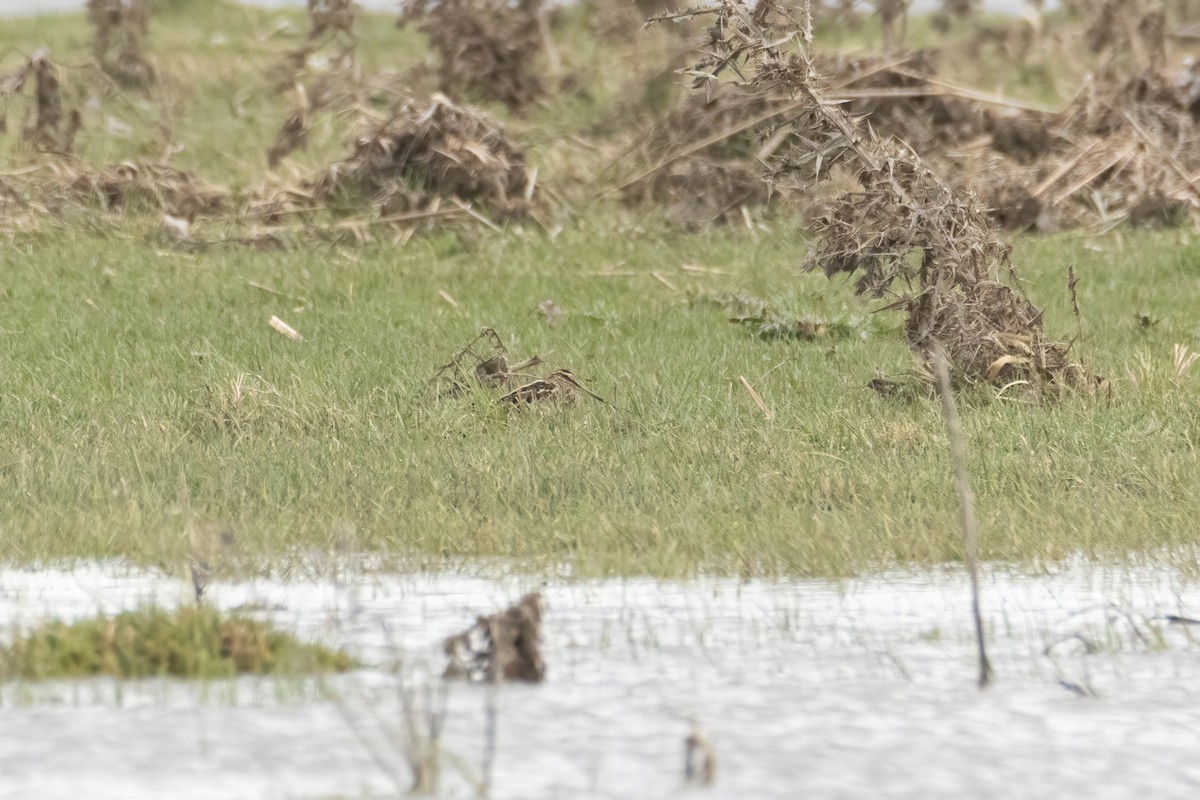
[{"x1": 932, "y1": 343, "x2": 993, "y2": 689}]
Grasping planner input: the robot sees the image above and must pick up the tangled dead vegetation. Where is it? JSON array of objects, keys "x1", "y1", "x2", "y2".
[
  {"x1": 0, "y1": 51, "x2": 81, "y2": 153},
  {"x1": 1, "y1": 159, "x2": 227, "y2": 230},
  {"x1": 795, "y1": 18, "x2": 1200, "y2": 232},
  {"x1": 621, "y1": 84, "x2": 780, "y2": 229},
  {"x1": 256, "y1": 94, "x2": 537, "y2": 227},
  {"x1": 431, "y1": 328, "x2": 606, "y2": 407},
  {"x1": 443, "y1": 592, "x2": 546, "y2": 683},
  {"x1": 87, "y1": 0, "x2": 155, "y2": 88},
  {"x1": 831, "y1": 52, "x2": 1200, "y2": 232},
  {"x1": 629, "y1": 0, "x2": 1200, "y2": 234},
  {"x1": 400, "y1": 0, "x2": 546, "y2": 112},
  {"x1": 657, "y1": 0, "x2": 1092, "y2": 389}
]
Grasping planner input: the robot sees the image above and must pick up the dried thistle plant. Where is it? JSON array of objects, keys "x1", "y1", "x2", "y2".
[
  {"x1": 400, "y1": 0, "x2": 545, "y2": 111},
  {"x1": 652, "y1": 0, "x2": 1090, "y2": 389},
  {"x1": 87, "y1": 0, "x2": 155, "y2": 88},
  {"x1": 268, "y1": 0, "x2": 361, "y2": 167},
  {"x1": 0, "y1": 50, "x2": 81, "y2": 153}
]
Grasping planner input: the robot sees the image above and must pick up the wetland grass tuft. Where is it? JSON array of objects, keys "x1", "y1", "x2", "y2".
[{"x1": 1, "y1": 606, "x2": 352, "y2": 681}]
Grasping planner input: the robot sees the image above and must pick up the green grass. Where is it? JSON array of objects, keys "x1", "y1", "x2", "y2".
[
  {"x1": 1, "y1": 3, "x2": 1199, "y2": 578},
  {"x1": 3, "y1": 221, "x2": 1200, "y2": 577},
  {"x1": 0, "y1": 605, "x2": 352, "y2": 680}
]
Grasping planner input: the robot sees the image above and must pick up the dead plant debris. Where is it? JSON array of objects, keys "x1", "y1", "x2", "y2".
[
  {"x1": 621, "y1": 84, "x2": 779, "y2": 229},
  {"x1": 443, "y1": 592, "x2": 545, "y2": 683},
  {"x1": 1, "y1": 159, "x2": 227, "y2": 228},
  {"x1": 400, "y1": 0, "x2": 546, "y2": 112},
  {"x1": 302, "y1": 95, "x2": 537, "y2": 221},
  {"x1": 87, "y1": 0, "x2": 155, "y2": 88},
  {"x1": 656, "y1": 0, "x2": 1094, "y2": 389},
  {"x1": 0, "y1": 50, "x2": 81, "y2": 153},
  {"x1": 267, "y1": 0, "x2": 360, "y2": 168}
]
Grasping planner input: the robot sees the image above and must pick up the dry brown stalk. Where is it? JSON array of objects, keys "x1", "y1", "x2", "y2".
[
  {"x1": 684, "y1": 725, "x2": 717, "y2": 787},
  {"x1": 738, "y1": 375, "x2": 773, "y2": 420},
  {"x1": 400, "y1": 680, "x2": 448, "y2": 795},
  {"x1": 0, "y1": 50, "x2": 81, "y2": 153},
  {"x1": 1067, "y1": 265, "x2": 1085, "y2": 369}
]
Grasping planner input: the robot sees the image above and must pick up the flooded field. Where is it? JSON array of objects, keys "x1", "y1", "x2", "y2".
[{"x1": 2, "y1": 561, "x2": 1199, "y2": 799}]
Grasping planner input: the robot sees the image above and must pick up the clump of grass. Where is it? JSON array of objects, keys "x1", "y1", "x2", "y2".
[{"x1": 1, "y1": 606, "x2": 352, "y2": 680}]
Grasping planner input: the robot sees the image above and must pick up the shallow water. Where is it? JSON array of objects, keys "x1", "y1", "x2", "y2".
[{"x1": 1, "y1": 560, "x2": 1199, "y2": 799}]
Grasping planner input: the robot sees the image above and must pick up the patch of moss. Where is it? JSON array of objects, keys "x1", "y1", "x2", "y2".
[{"x1": 1, "y1": 606, "x2": 353, "y2": 680}]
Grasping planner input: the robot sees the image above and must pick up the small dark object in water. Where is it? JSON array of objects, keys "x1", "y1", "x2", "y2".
[
  {"x1": 444, "y1": 592, "x2": 545, "y2": 683},
  {"x1": 1058, "y1": 679, "x2": 1096, "y2": 698},
  {"x1": 190, "y1": 560, "x2": 209, "y2": 604},
  {"x1": 684, "y1": 725, "x2": 717, "y2": 787}
]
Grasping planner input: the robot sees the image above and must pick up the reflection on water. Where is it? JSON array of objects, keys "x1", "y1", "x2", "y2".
[{"x1": 1, "y1": 561, "x2": 1199, "y2": 799}]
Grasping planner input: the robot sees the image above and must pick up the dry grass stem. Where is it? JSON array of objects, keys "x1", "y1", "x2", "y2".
[{"x1": 932, "y1": 343, "x2": 993, "y2": 689}]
